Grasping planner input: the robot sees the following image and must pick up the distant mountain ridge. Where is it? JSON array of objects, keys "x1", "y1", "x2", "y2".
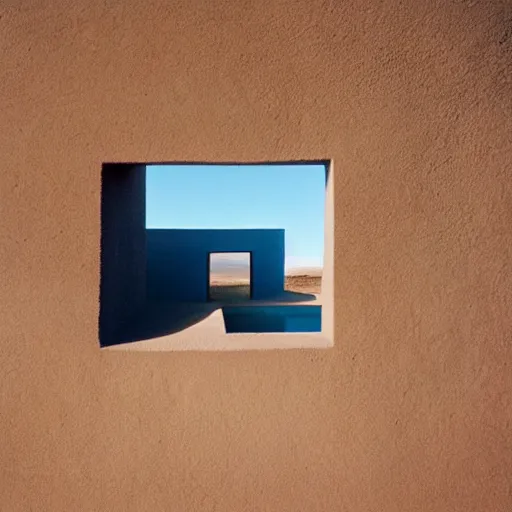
[{"x1": 285, "y1": 267, "x2": 322, "y2": 277}]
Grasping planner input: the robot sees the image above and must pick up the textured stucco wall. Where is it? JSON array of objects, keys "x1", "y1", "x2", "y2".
[
  {"x1": 147, "y1": 228, "x2": 285, "y2": 301},
  {"x1": 1, "y1": 0, "x2": 512, "y2": 510}
]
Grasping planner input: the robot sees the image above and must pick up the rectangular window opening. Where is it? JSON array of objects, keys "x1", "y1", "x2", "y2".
[{"x1": 99, "y1": 160, "x2": 333, "y2": 351}]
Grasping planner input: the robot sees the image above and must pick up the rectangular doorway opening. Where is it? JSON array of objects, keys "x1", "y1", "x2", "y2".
[{"x1": 208, "y1": 252, "x2": 252, "y2": 302}]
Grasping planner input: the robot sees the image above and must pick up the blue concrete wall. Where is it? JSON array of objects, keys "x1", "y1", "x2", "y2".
[
  {"x1": 147, "y1": 229, "x2": 285, "y2": 302},
  {"x1": 100, "y1": 164, "x2": 146, "y2": 346}
]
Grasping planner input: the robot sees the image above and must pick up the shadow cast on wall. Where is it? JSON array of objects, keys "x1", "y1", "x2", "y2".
[{"x1": 107, "y1": 290, "x2": 317, "y2": 346}]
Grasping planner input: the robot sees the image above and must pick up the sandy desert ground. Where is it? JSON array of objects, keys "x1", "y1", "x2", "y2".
[
  {"x1": 209, "y1": 273, "x2": 322, "y2": 300},
  {"x1": 208, "y1": 253, "x2": 322, "y2": 300},
  {"x1": 284, "y1": 274, "x2": 321, "y2": 294}
]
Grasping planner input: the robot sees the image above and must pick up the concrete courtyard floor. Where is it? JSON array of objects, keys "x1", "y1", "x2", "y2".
[{"x1": 104, "y1": 288, "x2": 331, "y2": 352}]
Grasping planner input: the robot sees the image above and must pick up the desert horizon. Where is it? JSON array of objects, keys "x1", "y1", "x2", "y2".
[
  {"x1": 209, "y1": 269, "x2": 322, "y2": 298},
  {"x1": 209, "y1": 258, "x2": 322, "y2": 297},
  {"x1": 209, "y1": 252, "x2": 322, "y2": 277}
]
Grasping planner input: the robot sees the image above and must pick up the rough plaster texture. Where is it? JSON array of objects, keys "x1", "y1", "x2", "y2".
[
  {"x1": 1, "y1": 1, "x2": 512, "y2": 510},
  {"x1": 147, "y1": 228, "x2": 285, "y2": 301}
]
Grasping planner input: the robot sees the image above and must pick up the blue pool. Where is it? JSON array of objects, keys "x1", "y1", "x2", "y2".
[{"x1": 222, "y1": 305, "x2": 321, "y2": 333}]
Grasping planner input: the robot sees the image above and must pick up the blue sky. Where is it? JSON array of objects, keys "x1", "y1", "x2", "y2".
[{"x1": 146, "y1": 164, "x2": 325, "y2": 270}]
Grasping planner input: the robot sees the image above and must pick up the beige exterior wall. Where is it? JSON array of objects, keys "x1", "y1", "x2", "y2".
[{"x1": 1, "y1": 1, "x2": 511, "y2": 510}]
